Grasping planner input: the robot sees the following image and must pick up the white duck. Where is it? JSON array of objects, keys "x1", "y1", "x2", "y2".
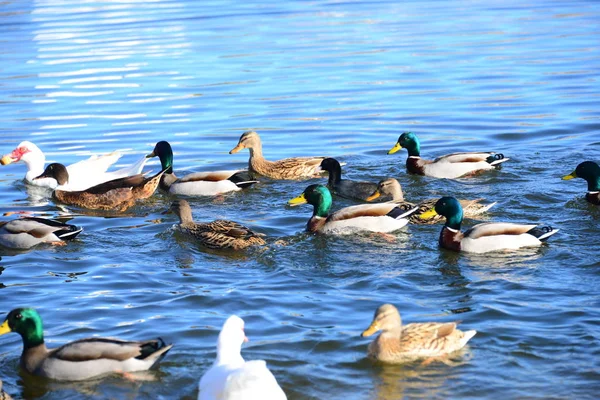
[
  {"x1": 198, "y1": 315, "x2": 286, "y2": 400},
  {"x1": 1, "y1": 141, "x2": 147, "y2": 191}
]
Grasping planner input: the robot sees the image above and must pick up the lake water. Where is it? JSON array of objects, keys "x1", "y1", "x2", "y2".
[{"x1": 1, "y1": 0, "x2": 599, "y2": 398}]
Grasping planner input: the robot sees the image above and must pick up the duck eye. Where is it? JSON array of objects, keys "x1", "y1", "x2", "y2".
[{"x1": 15, "y1": 313, "x2": 22, "y2": 320}]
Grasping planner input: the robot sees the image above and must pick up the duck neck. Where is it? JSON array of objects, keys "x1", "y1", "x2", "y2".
[
  {"x1": 216, "y1": 341, "x2": 244, "y2": 366},
  {"x1": 445, "y1": 211, "x2": 463, "y2": 230},
  {"x1": 313, "y1": 195, "x2": 332, "y2": 219},
  {"x1": 389, "y1": 184, "x2": 404, "y2": 202},
  {"x1": 327, "y1": 163, "x2": 342, "y2": 186},
  {"x1": 23, "y1": 153, "x2": 47, "y2": 183},
  {"x1": 380, "y1": 326, "x2": 402, "y2": 340},
  {"x1": 405, "y1": 141, "x2": 421, "y2": 157},
  {"x1": 160, "y1": 172, "x2": 178, "y2": 191},
  {"x1": 585, "y1": 175, "x2": 600, "y2": 192},
  {"x1": 177, "y1": 206, "x2": 194, "y2": 225}
]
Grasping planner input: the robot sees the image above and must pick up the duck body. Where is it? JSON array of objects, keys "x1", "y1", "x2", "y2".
[
  {"x1": 562, "y1": 161, "x2": 600, "y2": 205},
  {"x1": 362, "y1": 304, "x2": 476, "y2": 364},
  {"x1": 148, "y1": 141, "x2": 258, "y2": 196},
  {"x1": 388, "y1": 132, "x2": 509, "y2": 179},
  {"x1": 288, "y1": 184, "x2": 418, "y2": 234},
  {"x1": 421, "y1": 196, "x2": 558, "y2": 253},
  {"x1": 0, "y1": 308, "x2": 172, "y2": 381},
  {"x1": 319, "y1": 158, "x2": 377, "y2": 201},
  {"x1": 198, "y1": 315, "x2": 286, "y2": 400},
  {"x1": 229, "y1": 131, "x2": 325, "y2": 180},
  {"x1": 0, "y1": 217, "x2": 82, "y2": 249}
]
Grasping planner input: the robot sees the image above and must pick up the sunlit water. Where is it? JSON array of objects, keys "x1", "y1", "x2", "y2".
[{"x1": 1, "y1": 0, "x2": 599, "y2": 399}]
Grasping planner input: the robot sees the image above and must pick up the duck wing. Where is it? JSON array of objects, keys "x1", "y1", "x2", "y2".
[
  {"x1": 463, "y1": 222, "x2": 538, "y2": 239},
  {"x1": 328, "y1": 202, "x2": 418, "y2": 222},
  {"x1": 223, "y1": 360, "x2": 287, "y2": 400}
]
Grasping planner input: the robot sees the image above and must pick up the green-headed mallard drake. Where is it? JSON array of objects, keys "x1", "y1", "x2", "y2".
[
  {"x1": 361, "y1": 304, "x2": 476, "y2": 364},
  {"x1": 317, "y1": 158, "x2": 377, "y2": 202},
  {"x1": 420, "y1": 196, "x2": 558, "y2": 253},
  {"x1": 562, "y1": 161, "x2": 600, "y2": 205},
  {"x1": 288, "y1": 184, "x2": 418, "y2": 234},
  {"x1": 165, "y1": 200, "x2": 266, "y2": 250},
  {"x1": 366, "y1": 178, "x2": 496, "y2": 224},
  {"x1": 34, "y1": 163, "x2": 165, "y2": 212},
  {"x1": 0, "y1": 217, "x2": 82, "y2": 249},
  {"x1": 0, "y1": 308, "x2": 172, "y2": 381},
  {"x1": 229, "y1": 131, "x2": 325, "y2": 180},
  {"x1": 387, "y1": 132, "x2": 509, "y2": 179},
  {"x1": 147, "y1": 141, "x2": 258, "y2": 196}
]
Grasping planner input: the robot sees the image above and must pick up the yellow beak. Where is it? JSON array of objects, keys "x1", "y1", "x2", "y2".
[
  {"x1": 361, "y1": 321, "x2": 379, "y2": 337},
  {"x1": 0, "y1": 320, "x2": 11, "y2": 335},
  {"x1": 288, "y1": 193, "x2": 307, "y2": 206},
  {"x1": 0, "y1": 155, "x2": 15, "y2": 165},
  {"x1": 145, "y1": 151, "x2": 156, "y2": 158},
  {"x1": 387, "y1": 142, "x2": 402, "y2": 155},
  {"x1": 366, "y1": 190, "x2": 381, "y2": 202},
  {"x1": 419, "y1": 208, "x2": 438, "y2": 220},
  {"x1": 561, "y1": 171, "x2": 577, "y2": 180},
  {"x1": 229, "y1": 144, "x2": 244, "y2": 154}
]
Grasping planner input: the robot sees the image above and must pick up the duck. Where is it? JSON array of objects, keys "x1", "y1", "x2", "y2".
[
  {"x1": 317, "y1": 158, "x2": 378, "y2": 201},
  {"x1": 361, "y1": 304, "x2": 476, "y2": 364},
  {"x1": 1, "y1": 141, "x2": 147, "y2": 191},
  {"x1": 561, "y1": 161, "x2": 600, "y2": 205},
  {"x1": 288, "y1": 184, "x2": 418, "y2": 234},
  {"x1": 147, "y1": 141, "x2": 258, "y2": 196},
  {"x1": 366, "y1": 178, "x2": 496, "y2": 224},
  {"x1": 165, "y1": 200, "x2": 266, "y2": 250},
  {"x1": 0, "y1": 308, "x2": 172, "y2": 381},
  {"x1": 0, "y1": 216, "x2": 82, "y2": 249},
  {"x1": 34, "y1": 163, "x2": 165, "y2": 212},
  {"x1": 387, "y1": 132, "x2": 509, "y2": 179},
  {"x1": 229, "y1": 131, "x2": 325, "y2": 180},
  {"x1": 420, "y1": 196, "x2": 559, "y2": 253},
  {"x1": 198, "y1": 315, "x2": 286, "y2": 400}
]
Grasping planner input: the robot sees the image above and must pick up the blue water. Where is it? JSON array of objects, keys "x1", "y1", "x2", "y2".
[{"x1": 1, "y1": 0, "x2": 599, "y2": 399}]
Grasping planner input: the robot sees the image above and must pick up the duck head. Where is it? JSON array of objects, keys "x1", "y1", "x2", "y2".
[
  {"x1": 562, "y1": 161, "x2": 600, "y2": 191},
  {"x1": 387, "y1": 132, "x2": 421, "y2": 157},
  {"x1": 288, "y1": 184, "x2": 332, "y2": 218},
  {"x1": 33, "y1": 163, "x2": 70, "y2": 186},
  {"x1": 367, "y1": 178, "x2": 404, "y2": 202},
  {"x1": 229, "y1": 131, "x2": 261, "y2": 154},
  {"x1": 361, "y1": 304, "x2": 402, "y2": 337},
  {"x1": 420, "y1": 196, "x2": 463, "y2": 229},
  {"x1": 0, "y1": 308, "x2": 45, "y2": 348}
]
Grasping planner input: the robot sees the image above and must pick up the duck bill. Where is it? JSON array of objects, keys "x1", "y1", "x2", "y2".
[
  {"x1": 32, "y1": 172, "x2": 51, "y2": 181},
  {"x1": 229, "y1": 144, "x2": 244, "y2": 154},
  {"x1": 561, "y1": 171, "x2": 577, "y2": 180},
  {"x1": 419, "y1": 208, "x2": 438, "y2": 220},
  {"x1": 0, "y1": 320, "x2": 11, "y2": 335},
  {"x1": 366, "y1": 190, "x2": 381, "y2": 202},
  {"x1": 146, "y1": 150, "x2": 156, "y2": 158},
  {"x1": 361, "y1": 321, "x2": 379, "y2": 337},
  {"x1": 387, "y1": 142, "x2": 402, "y2": 155},
  {"x1": 288, "y1": 193, "x2": 307, "y2": 206},
  {"x1": 0, "y1": 154, "x2": 16, "y2": 165}
]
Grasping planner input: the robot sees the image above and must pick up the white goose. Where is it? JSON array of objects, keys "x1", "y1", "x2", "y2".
[
  {"x1": 1, "y1": 141, "x2": 147, "y2": 191},
  {"x1": 198, "y1": 315, "x2": 286, "y2": 400}
]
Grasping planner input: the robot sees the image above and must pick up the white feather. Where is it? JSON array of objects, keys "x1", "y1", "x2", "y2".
[{"x1": 321, "y1": 216, "x2": 409, "y2": 234}]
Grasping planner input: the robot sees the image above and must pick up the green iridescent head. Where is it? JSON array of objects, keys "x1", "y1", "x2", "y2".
[
  {"x1": 147, "y1": 141, "x2": 174, "y2": 173},
  {"x1": 288, "y1": 184, "x2": 332, "y2": 218},
  {"x1": 0, "y1": 308, "x2": 45, "y2": 349},
  {"x1": 387, "y1": 132, "x2": 421, "y2": 157},
  {"x1": 420, "y1": 196, "x2": 463, "y2": 229},
  {"x1": 562, "y1": 161, "x2": 600, "y2": 191}
]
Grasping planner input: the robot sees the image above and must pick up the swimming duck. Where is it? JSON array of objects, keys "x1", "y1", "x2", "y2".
[
  {"x1": 198, "y1": 315, "x2": 286, "y2": 400},
  {"x1": 361, "y1": 304, "x2": 476, "y2": 364},
  {"x1": 366, "y1": 178, "x2": 496, "y2": 224},
  {"x1": 34, "y1": 163, "x2": 165, "y2": 212},
  {"x1": 147, "y1": 141, "x2": 258, "y2": 196},
  {"x1": 165, "y1": 200, "x2": 266, "y2": 250},
  {"x1": 0, "y1": 217, "x2": 82, "y2": 249},
  {"x1": 288, "y1": 184, "x2": 418, "y2": 234},
  {"x1": 420, "y1": 196, "x2": 558, "y2": 253},
  {"x1": 317, "y1": 158, "x2": 378, "y2": 201},
  {"x1": 0, "y1": 308, "x2": 172, "y2": 381},
  {"x1": 229, "y1": 131, "x2": 325, "y2": 180},
  {"x1": 1, "y1": 141, "x2": 147, "y2": 190},
  {"x1": 561, "y1": 161, "x2": 600, "y2": 205},
  {"x1": 387, "y1": 132, "x2": 509, "y2": 179}
]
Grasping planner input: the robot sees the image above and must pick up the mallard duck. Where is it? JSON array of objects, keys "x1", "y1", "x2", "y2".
[
  {"x1": 288, "y1": 184, "x2": 418, "y2": 234},
  {"x1": 165, "y1": 200, "x2": 266, "y2": 250},
  {"x1": 562, "y1": 161, "x2": 600, "y2": 205},
  {"x1": 366, "y1": 178, "x2": 496, "y2": 224},
  {"x1": 0, "y1": 308, "x2": 172, "y2": 381},
  {"x1": 0, "y1": 217, "x2": 82, "y2": 249},
  {"x1": 361, "y1": 304, "x2": 476, "y2": 364},
  {"x1": 229, "y1": 131, "x2": 325, "y2": 180},
  {"x1": 317, "y1": 158, "x2": 378, "y2": 201},
  {"x1": 198, "y1": 315, "x2": 286, "y2": 400},
  {"x1": 420, "y1": 196, "x2": 558, "y2": 253},
  {"x1": 387, "y1": 132, "x2": 509, "y2": 179},
  {"x1": 34, "y1": 163, "x2": 165, "y2": 212},
  {"x1": 147, "y1": 141, "x2": 258, "y2": 196},
  {"x1": 1, "y1": 141, "x2": 147, "y2": 190}
]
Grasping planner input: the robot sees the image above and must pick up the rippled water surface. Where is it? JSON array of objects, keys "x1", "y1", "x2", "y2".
[{"x1": 1, "y1": 0, "x2": 600, "y2": 399}]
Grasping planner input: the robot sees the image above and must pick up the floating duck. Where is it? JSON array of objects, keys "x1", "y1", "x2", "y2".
[
  {"x1": 288, "y1": 184, "x2": 418, "y2": 234},
  {"x1": 420, "y1": 196, "x2": 558, "y2": 253},
  {"x1": 229, "y1": 131, "x2": 325, "y2": 180},
  {"x1": 165, "y1": 200, "x2": 266, "y2": 250},
  {"x1": 198, "y1": 315, "x2": 286, "y2": 400},
  {"x1": 387, "y1": 132, "x2": 509, "y2": 179},
  {"x1": 361, "y1": 304, "x2": 476, "y2": 364},
  {"x1": 317, "y1": 158, "x2": 378, "y2": 202},
  {"x1": 562, "y1": 161, "x2": 600, "y2": 205},
  {"x1": 366, "y1": 178, "x2": 496, "y2": 224},
  {"x1": 34, "y1": 163, "x2": 165, "y2": 212},
  {"x1": 0, "y1": 216, "x2": 82, "y2": 249},
  {"x1": 0, "y1": 308, "x2": 172, "y2": 381},
  {"x1": 1, "y1": 141, "x2": 147, "y2": 191},
  {"x1": 146, "y1": 141, "x2": 257, "y2": 196}
]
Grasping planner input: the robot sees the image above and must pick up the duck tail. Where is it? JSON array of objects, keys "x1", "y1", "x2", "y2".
[
  {"x1": 229, "y1": 171, "x2": 259, "y2": 189},
  {"x1": 471, "y1": 201, "x2": 497, "y2": 215},
  {"x1": 486, "y1": 153, "x2": 510, "y2": 166},
  {"x1": 55, "y1": 224, "x2": 83, "y2": 241},
  {"x1": 137, "y1": 337, "x2": 173, "y2": 366},
  {"x1": 527, "y1": 225, "x2": 559, "y2": 241},
  {"x1": 461, "y1": 330, "x2": 477, "y2": 347},
  {"x1": 388, "y1": 205, "x2": 420, "y2": 220}
]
